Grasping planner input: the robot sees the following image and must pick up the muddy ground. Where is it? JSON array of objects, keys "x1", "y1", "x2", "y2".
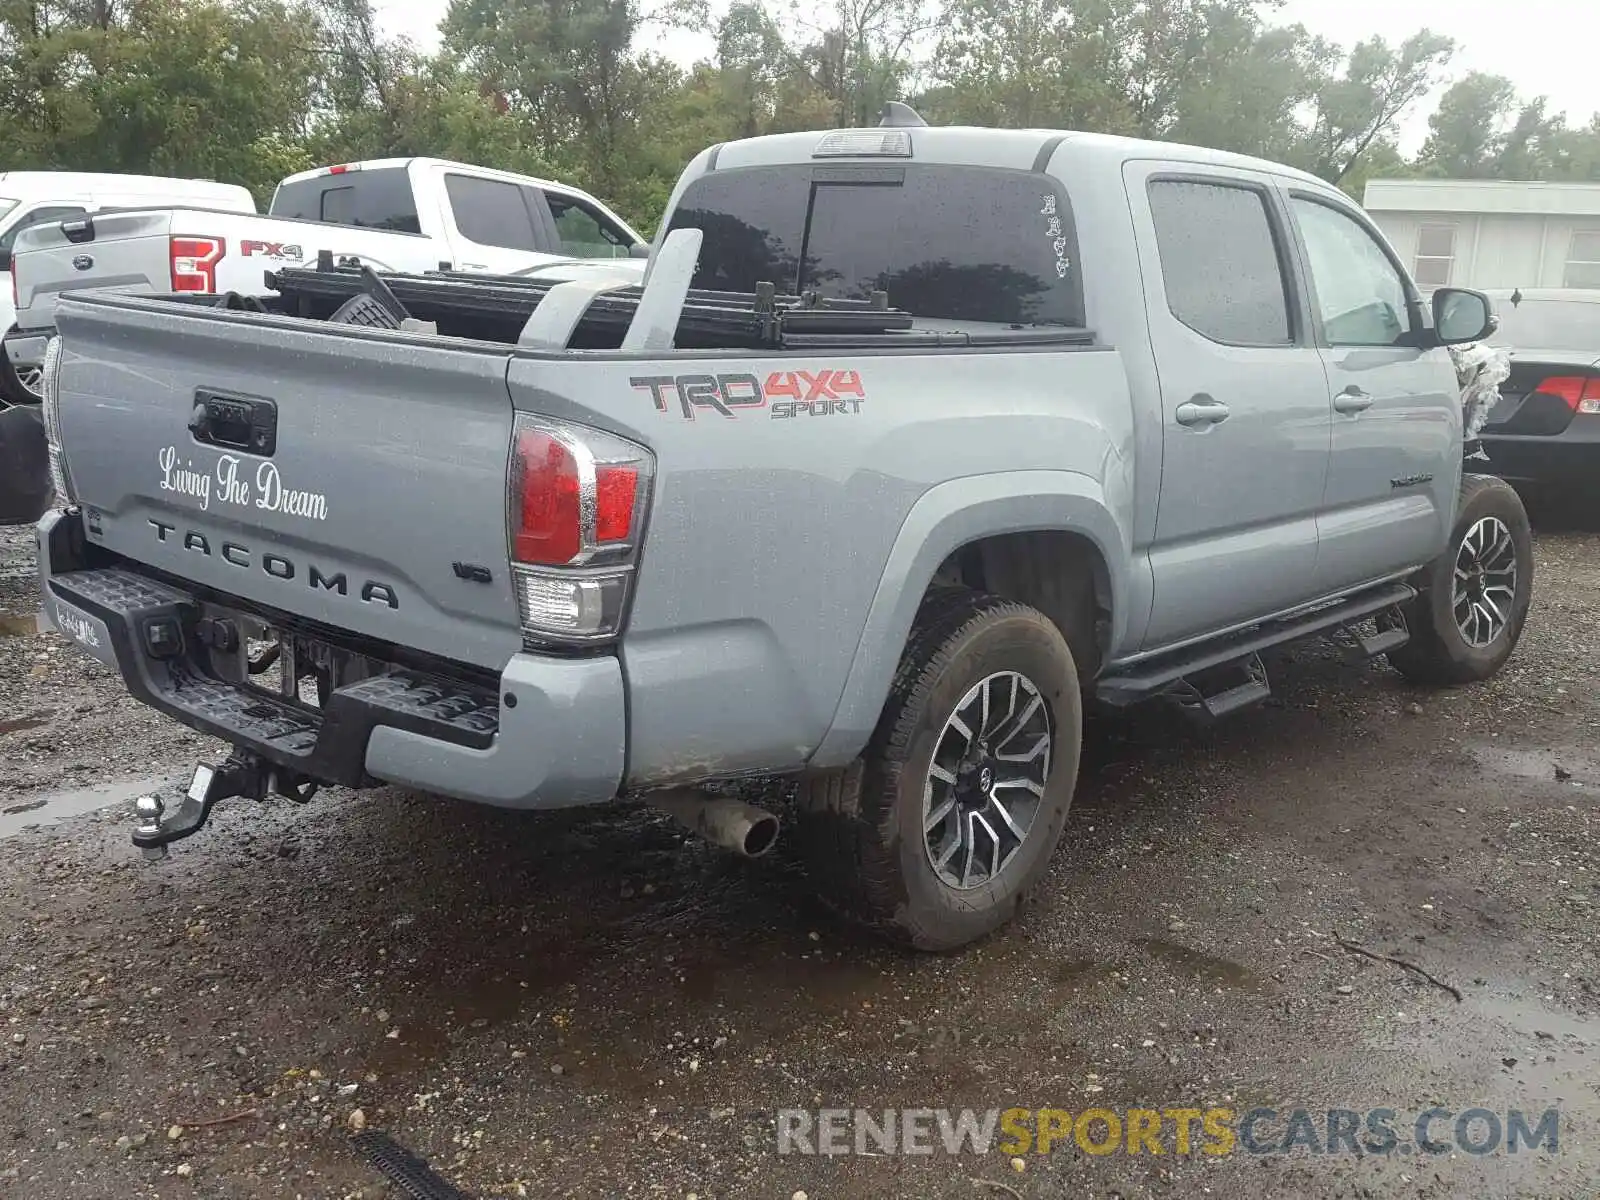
[{"x1": 0, "y1": 519, "x2": 1596, "y2": 1200}]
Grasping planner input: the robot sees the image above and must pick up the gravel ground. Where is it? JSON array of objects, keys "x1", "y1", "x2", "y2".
[{"x1": 0, "y1": 519, "x2": 1596, "y2": 1199}]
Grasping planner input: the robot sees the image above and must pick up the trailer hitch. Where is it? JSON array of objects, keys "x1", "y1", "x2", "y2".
[{"x1": 133, "y1": 750, "x2": 320, "y2": 859}]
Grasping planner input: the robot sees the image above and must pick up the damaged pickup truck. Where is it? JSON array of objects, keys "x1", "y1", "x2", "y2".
[{"x1": 35, "y1": 114, "x2": 1532, "y2": 950}]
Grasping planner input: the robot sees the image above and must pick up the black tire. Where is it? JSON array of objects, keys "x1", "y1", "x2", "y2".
[
  {"x1": 1388, "y1": 474, "x2": 1533, "y2": 685},
  {"x1": 0, "y1": 403, "x2": 51, "y2": 525},
  {"x1": 795, "y1": 590, "x2": 1083, "y2": 951}
]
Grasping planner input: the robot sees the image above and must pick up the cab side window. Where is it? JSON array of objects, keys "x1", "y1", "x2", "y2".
[
  {"x1": 1289, "y1": 197, "x2": 1411, "y2": 347},
  {"x1": 1148, "y1": 179, "x2": 1293, "y2": 347},
  {"x1": 445, "y1": 174, "x2": 540, "y2": 251}
]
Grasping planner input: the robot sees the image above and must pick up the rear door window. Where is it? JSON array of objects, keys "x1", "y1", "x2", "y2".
[
  {"x1": 269, "y1": 168, "x2": 421, "y2": 233},
  {"x1": 445, "y1": 175, "x2": 540, "y2": 252},
  {"x1": 1147, "y1": 179, "x2": 1293, "y2": 346},
  {"x1": 666, "y1": 165, "x2": 1082, "y2": 325}
]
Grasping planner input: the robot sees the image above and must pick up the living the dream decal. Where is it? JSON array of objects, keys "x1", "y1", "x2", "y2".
[{"x1": 158, "y1": 446, "x2": 329, "y2": 521}]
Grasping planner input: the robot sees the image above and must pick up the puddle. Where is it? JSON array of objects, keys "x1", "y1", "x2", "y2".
[
  {"x1": 1052, "y1": 957, "x2": 1117, "y2": 989},
  {"x1": 0, "y1": 612, "x2": 41, "y2": 638},
  {"x1": 1476, "y1": 744, "x2": 1593, "y2": 787},
  {"x1": 1135, "y1": 937, "x2": 1266, "y2": 991},
  {"x1": 0, "y1": 712, "x2": 50, "y2": 735},
  {"x1": 0, "y1": 774, "x2": 173, "y2": 840}
]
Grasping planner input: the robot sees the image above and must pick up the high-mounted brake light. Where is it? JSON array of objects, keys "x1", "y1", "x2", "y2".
[
  {"x1": 507, "y1": 415, "x2": 652, "y2": 646},
  {"x1": 1533, "y1": 375, "x2": 1600, "y2": 414},
  {"x1": 170, "y1": 236, "x2": 224, "y2": 292},
  {"x1": 328, "y1": 164, "x2": 351, "y2": 175},
  {"x1": 813, "y1": 130, "x2": 913, "y2": 158}
]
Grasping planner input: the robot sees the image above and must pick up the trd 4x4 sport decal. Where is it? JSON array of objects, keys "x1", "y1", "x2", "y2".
[{"x1": 631, "y1": 370, "x2": 866, "y2": 420}]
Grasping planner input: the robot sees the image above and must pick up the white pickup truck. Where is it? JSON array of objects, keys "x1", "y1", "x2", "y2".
[{"x1": 3, "y1": 157, "x2": 647, "y2": 402}]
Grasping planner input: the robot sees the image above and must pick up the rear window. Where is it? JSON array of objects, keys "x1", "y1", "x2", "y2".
[
  {"x1": 1487, "y1": 298, "x2": 1600, "y2": 352},
  {"x1": 665, "y1": 165, "x2": 1083, "y2": 326},
  {"x1": 269, "y1": 167, "x2": 421, "y2": 234}
]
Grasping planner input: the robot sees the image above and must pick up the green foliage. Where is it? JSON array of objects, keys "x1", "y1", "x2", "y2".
[{"x1": 0, "y1": 0, "x2": 1596, "y2": 236}]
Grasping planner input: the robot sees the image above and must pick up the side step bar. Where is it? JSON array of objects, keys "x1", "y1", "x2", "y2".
[{"x1": 1096, "y1": 581, "x2": 1415, "y2": 710}]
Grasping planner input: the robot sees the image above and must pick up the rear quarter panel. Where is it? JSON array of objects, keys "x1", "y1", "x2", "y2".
[{"x1": 509, "y1": 345, "x2": 1135, "y2": 784}]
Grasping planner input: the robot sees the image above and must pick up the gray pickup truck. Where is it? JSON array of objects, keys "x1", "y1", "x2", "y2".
[{"x1": 34, "y1": 114, "x2": 1531, "y2": 950}]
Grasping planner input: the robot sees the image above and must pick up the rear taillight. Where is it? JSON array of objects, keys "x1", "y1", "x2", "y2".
[
  {"x1": 10, "y1": 253, "x2": 17, "y2": 309},
  {"x1": 1580, "y1": 377, "x2": 1600, "y2": 416},
  {"x1": 507, "y1": 415, "x2": 652, "y2": 646},
  {"x1": 170, "y1": 236, "x2": 224, "y2": 292},
  {"x1": 1534, "y1": 375, "x2": 1600, "y2": 413},
  {"x1": 40, "y1": 336, "x2": 73, "y2": 505}
]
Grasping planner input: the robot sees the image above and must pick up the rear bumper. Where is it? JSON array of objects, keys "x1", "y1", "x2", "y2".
[
  {"x1": 1479, "y1": 419, "x2": 1600, "y2": 489},
  {"x1": 37, "y1": 510, "x2": 626, "y2": 809}
]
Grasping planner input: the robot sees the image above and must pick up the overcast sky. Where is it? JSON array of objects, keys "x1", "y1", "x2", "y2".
[{"x1": 372, "y1": 0, "x2": 1597, "y2": 154}]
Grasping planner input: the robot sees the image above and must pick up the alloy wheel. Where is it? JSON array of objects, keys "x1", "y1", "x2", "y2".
[
  {"x1": 1452, "y1": 515, "x2": 1518, "y2": 649},
  {"x1": 922, "y1": 670, "x2": 1053, "y2": 891}
]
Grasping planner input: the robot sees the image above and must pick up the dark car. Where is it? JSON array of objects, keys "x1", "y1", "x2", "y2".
[{"x1": 1476, "y1": 288, "x2": 1600, "y2": 501}]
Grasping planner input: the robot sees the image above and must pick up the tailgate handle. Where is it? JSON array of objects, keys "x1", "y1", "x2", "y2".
[{"x1": 189, "y1": 391, "x2": 277, "y2": 456}]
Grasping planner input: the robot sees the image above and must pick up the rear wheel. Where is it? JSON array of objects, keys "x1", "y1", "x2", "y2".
[
  {"x1": 0, "y1": 351, "x2": 42, "y2": 409},
  {"x1": 796, "y1": 590, "x2": 1083, "y2": 951},
  {"x1": 1388, "y1": 474, "x2": 1534, "y2": 685}
]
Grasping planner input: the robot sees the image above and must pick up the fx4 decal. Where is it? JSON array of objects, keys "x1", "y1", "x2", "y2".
[
  {"x1": 241, "y1": 240, "x2": 305, "y2": 259},
  {"x1": 631, "y1": 370, "x2": 866, "y2": 420}
]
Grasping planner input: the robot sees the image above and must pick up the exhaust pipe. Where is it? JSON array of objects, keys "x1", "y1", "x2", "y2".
[{"x1": 651, "y1": 790, "x2": 781, "y2": 859}]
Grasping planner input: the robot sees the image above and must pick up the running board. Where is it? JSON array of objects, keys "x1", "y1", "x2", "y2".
[{"x1": 1096, "y1": 582, "x2": 1416, "y2": 709}]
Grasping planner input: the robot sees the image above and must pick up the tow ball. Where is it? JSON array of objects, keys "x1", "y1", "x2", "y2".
[{"x1": 132, "y1": 750, "x2": 320, "y2": 860}]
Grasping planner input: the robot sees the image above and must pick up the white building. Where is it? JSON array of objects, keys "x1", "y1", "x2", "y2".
[{"x1": 1363, "y1": 179, "x2": 1600, "y2": 292}]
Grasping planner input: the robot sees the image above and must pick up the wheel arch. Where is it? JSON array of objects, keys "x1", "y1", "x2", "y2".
[{"x1": 808, "y1": 470, "x2": 1130, "y2": 769}]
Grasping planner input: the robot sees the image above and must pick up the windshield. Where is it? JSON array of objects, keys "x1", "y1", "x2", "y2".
[
  {"x1": 0, "y1": 200, "x2": 19, "y2": 223},
  {"x1": 665, "y1": 164, "x2": 1084, "y2": 326}
]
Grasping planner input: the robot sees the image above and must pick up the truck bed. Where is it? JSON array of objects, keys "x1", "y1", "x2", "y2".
[{"x1": 259, "y1": 262, "x2": 1099, "y2": 352}]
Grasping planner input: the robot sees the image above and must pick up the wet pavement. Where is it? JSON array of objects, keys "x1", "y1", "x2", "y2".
[{"x1": 0, "y1": 522, "x2": 1596, "y2": 1198}]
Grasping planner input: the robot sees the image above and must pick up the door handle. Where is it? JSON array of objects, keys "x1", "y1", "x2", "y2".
[
  {"x1": 1333, "y1": 386, "x2": 1374, "y2": 414},
  {"x1": 1175, "y1": 397, "x2": 1232, "y2": 427}
]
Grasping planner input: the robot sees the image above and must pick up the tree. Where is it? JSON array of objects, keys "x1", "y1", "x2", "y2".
[
  {"x1": 1308, "y1": 30, "x2": 1454, "y2": 183},
  {"x1": 443, "y1": 0, "x2": 673, "y2": 205},
  {"x1": 929, "y1": 0, "x2": 1132, "y2": 131},
  {"x1": 1416, "y1": 72, "x2": 1517, "y2": 178},
  {"x1": 763, "y1": 0, "x2": 933, "y2": 127}
]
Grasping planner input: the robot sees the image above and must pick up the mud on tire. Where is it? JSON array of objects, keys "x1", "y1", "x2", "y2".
[
  {"x1": 1388, "y1": 474, "x2": 1534, "y2": 686},
  {"x1": 795, "y1": 589, "x2": 1083, "y2": 951}
]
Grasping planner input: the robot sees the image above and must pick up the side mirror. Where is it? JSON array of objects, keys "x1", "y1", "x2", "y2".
[
  {"x1": 1432, "y1": 287, "x2": 1496, "y2": 346},
  {"x1": 628, "y1": 243, "x2": 651, "y2": 260}
]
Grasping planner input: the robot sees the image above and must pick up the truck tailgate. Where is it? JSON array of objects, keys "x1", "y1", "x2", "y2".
[
  {"x1": 13, "y1": 210, "x2": 181, "y2": 333},
  {"x1": 52, "y1": 296, "x2": 523, "y2": 671}
]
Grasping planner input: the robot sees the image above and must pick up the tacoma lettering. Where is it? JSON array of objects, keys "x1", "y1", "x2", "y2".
[{"x1": 147, "y1": 520, "x2": 397, "y2": 609}]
